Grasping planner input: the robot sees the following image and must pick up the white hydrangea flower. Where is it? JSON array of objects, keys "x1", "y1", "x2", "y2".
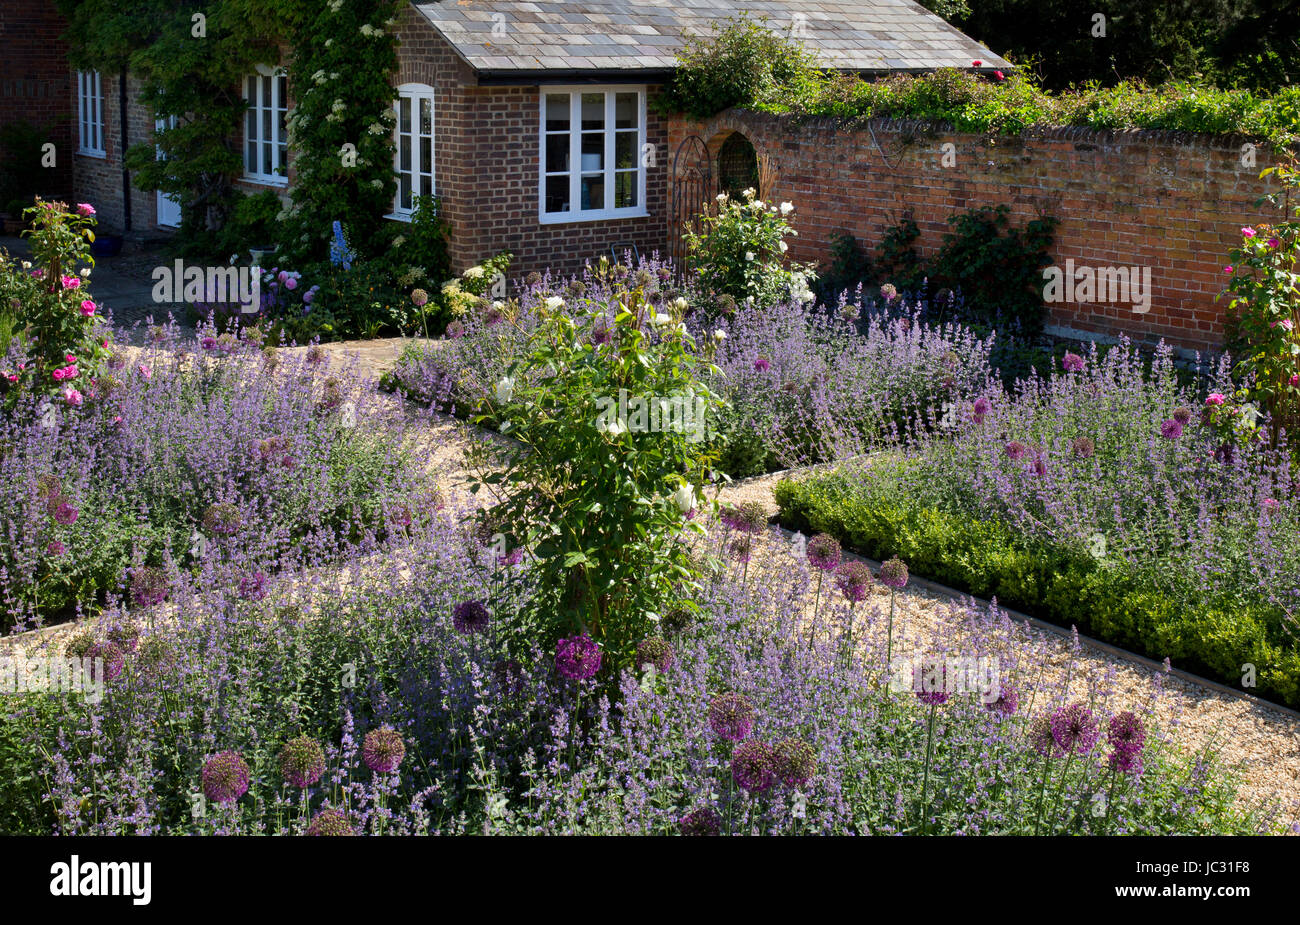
[{"x1": 463, "y1": 265, "x2": 486, "y2": 279}]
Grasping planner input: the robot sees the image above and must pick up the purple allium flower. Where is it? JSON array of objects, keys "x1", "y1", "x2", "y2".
[
  {"x1": 279, "y1": 735, "x2": 326, "y2": 788},
  {"x1": 589, "y1": 322, "x2": 612, "y2": 346},
  {"x1": 52, "y1": 501, "x2": 79, "y2": 525},
  {"x1": 452, "y1": 599, "x2": 491, "y2": 635},
  {"x1": 772, "y1": 738, "x2": 817, "y2": 788},
  {"x1": 635, "y1": 636, "x2": 673, "y2": 672},
  {"x1": 1031, "y1": 454, "x2": 1048, "y2": 477},
  {"x1": 107, "y1": 621, "x2": 140, "y2": 653},
  {"x1": 1108, "y1": 749, "x2": 1145, "y2": 775},
  {"x1": 1107, "y1": 711, "x2": 1146, "y2": 757},
  {"x1": 1061, "y1": 352, "x2": 1085, "y2": 373},
  {"x1": 497, "y1": 546, "x2": 524, "y2": 567},
  {"x1": 238, "y1": 571, "x2": 267, "y2": 601},
  {"x1": 306, "y1": 808, "x2": 354, "y2": 836},
  {"x1": 46, "y1": 541, "x2": 65, "y2": 556},
  {"x1": 445, "y1": 320, "x2": 466, "y2": 339},
  {"x1": 972, "y1": 397, "x2": 991, "y2": 424},
  {"x1": 1071, "y1": 436, "x2": 1095, "y2": 458},
  {"x1": 879, "y1": 283, "x2": 899, "y2": 302},
  {"x1": 723, "y1": 501, "x2": 768, "y2": 535},
  {"x1": 362, "y1": 726, "x2": 406, "y2": 774},
  {"x1": 1028, "y1": 714, "x2": 1061, "y2": 757},
  {"x1": 554, "y1": 633, "x2": 601, "y2": 680},
  {"x1": 834, "y1": 560, "x2": 873, "y2": 602},
  {"x1": 878, "y1": 555, "x2": 908, "y2": 590},
  {"x1": 1004, "y1": 440, "x2": 1027, "y2": 461},
  {"x1": 86, "y1": 641, "x2": 125, "y2": 681},
  {"x1": 1160, "y1": 418, "x2": 1183, "y2": 440},
  {"x1": 753, "y1": 356, "x2": 771, "y2": 373},
  {"x1": 984, "y1": 683, "x2": 1019, "y2": 715},
  {"x1": 201, "y1": 335, "x2": 217, "y2": 350},
  {"x1": 728, "y1": 535, "x2": 754, "y2": 564},
  {"x1": 202, "y1": 502, "x2": 243, "y2": 536},
  {"x1": 732, "y1": 739, "x2": 778, "y2": 793},
  {"x1": 679, "y1": 806, "x2": 721, "y2": 836},
  {"x1": 1050, "y1": 702, "x2": 1101, "y2": 755},
  {"x1": 806, "y1": 533, "x2": 841, "y2": 571},
  {"x1": 1172, "y1": 407, "x2": 1192, "y2": 425},
  {"x1": 130, "y1": 566, "x2": 169, "y2": 608},
  {"x1": 708, "y1": 692, "x2": 755, "y2": 741},
  {"x1": 202, "y1": 751, "x2": 250, "y2": 804}
]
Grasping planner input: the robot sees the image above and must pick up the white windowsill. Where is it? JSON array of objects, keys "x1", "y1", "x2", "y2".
[
  {"x1": 77, "y1": 149, "x2": 107, "y2": 159},
  {"x1": 384, "y1": 212, "x2": 413, "y2": 223},
  {"x1": 539, "y1": 208, "x2": 649, "y2": 226},
  {"x1": 242, "y1": 174, "x2": 289, "y2": 188}
]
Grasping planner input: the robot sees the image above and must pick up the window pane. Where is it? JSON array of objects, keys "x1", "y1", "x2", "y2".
[
  {"x1": 580, "y1": 132, "x2": 603, "y2": 172},
  {"x1": 580, "y1": 93, "x2": 604, "y2": 131},
  {"x1": 263, "y1": 141, "x2": 272, "y2": 175},
  {"x1": 278, "y1": 143, "x2": 287, "y2": 175},
  {"x1": 399, "y1": 97, "x2": 411, "y2": 134},
  {"x1": 419, "y1": 173, "x2": 432, "y2": 199},
  {"x1": 400, "y1": 134, "x2": 412, "y2": 172},
  {"x1": 545, "y1": 175, "x2": 570, "y2": 213},
  {"x1": 615, "y1": 93, "x2": 637, "y2": 129},
  {"x1": 262, "y1": 76, "x2": 271, "y2": 110},
  {"x1": 400, "y1": 172, "x2": 412, "y2": 212},
  {"x1": 419, "y1": 135, "x2": 431, "y2": 180},
  {"x1": 545, "y1": 93, "x2": 569, "y2": 131},
  {"x1": 419, "y1": 97, "x2": 432, "y2": 135},
  {"x1": 581, "y1": 174, "x2": 604, "y2": 211},
  {"x1": 615, "y1": 170, "x2": 637, "y2": 209},
  {"x1": 545, "y1": 134, "x2": 569, "y2": 173},
  {"x1": 615, "y1": 131, "x2": 637, "y2": 169}
]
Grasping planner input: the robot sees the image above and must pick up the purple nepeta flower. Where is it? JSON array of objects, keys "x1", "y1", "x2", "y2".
[
  {"x1": 306, "y1": 808, "x2": 355, "y2": 836},
  {"x1": 1160, "y1": 418, "x2": 1183, "y2": 440},
  {"x1": 878, "y1": 555, "x2": 908, "y2": 590},
  {"x1": 279, "y1": 736, "x2": 326, "y2": 788},
  {"x1": 452, "y1": 599, "x2": 491, "y2": 634},
  {"x1": 835, "y1": 560, "x2": 873, "y2": 602},
  {"x1": 732, "y1": 739, "x2": 778, "y2": 793},
  {"x1": 1051, "y1": 702, "x2": 1101, "y2": 755},
  {"x1": 806, "y1": 533, "x2": 841, "y2": 571},
  {"x1": 679, "y1": 806, "x2": 721, "y2": 835},
  {"x1": 555, "y1": 633, "x2": 601, "y2": 680},
  {"x1": 202, "y1": 751, "x2": 250, "y2": 804},
  {"x1": 1061, "y1": 352, "x2": 1085, "y2": 373},
  {"x1": 772, "y1": 738, "x2": 817, "y2": 787},
  {"x1": 86, "y1": 641, "x2": 124, "y2": 681},
  {"x1": 362, "y1": 726, "x2": 406, "y2": 774},
  {"x1": 708, "y1": 692, "x2": 755, "y2": 741}
]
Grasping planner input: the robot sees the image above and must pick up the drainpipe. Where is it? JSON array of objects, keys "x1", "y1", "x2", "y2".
[{"x1": 119, "y1": 65, "x2": 132, "y2": 233}]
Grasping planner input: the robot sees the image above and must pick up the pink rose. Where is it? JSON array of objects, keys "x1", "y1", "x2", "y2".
[
  {"x1": 61, "y1": 275, "x2": 80, "y2": 289},
  {"x1": 137, "y1": 364, "x2": 151, "y2": 380},
  {"x1": 63, "y1": 388, "x2": 83, "y2": 407},
  {"x1": 52, "y1": 368, "x2": 67, "y2": 382},
  {"x1": 112, "y1": 415, "x2": 123, "y2": 426},
  {"x1": 1263, "y1": 498, "x2": 1280, "y2": 513},
  {"x1": 4, "y1": 373, "x2": 17, "y2": 383},
  {"x1": 995, "y1": 70, "x2": 1005, "y2": 80},
  {"x1": 1241, "y1": 227, "x2": 1256, "y2": 238},
  {"x1": 1268, "y1": 237, "x2": 1281, "y2": 249},
  {"x1": 1223, "y1": 266, "x2": 1234, "y2": 275},
  {"x1": 972, "y1": 60, "x2": 982, "y2": 67},
  {"x1": 284, "y1": 277, "x2": 297, "y2": 290},
  {"x1": 76, "y1": 203, "x2": 96, "y2": 217},
  {"x1": 62, "y1": 365, "x2": 79, "y2": 380},
  {"x1": 1290, "y1": 374, "x2": 1300, "y2": 388},
  {"x1": 1205, "y1": 393, "x2": 1227, "y2": 406},
  {"x1": 80, "y1": 300, "x2": 96, "y2": 316},
  {"x1": 65, "y1": 354, "x2": 77, "y2": 363}
]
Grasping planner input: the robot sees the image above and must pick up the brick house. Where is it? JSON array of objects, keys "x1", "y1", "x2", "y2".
[{"x1": 48, "y1": 0, "x2": 1005, "y2": 272}]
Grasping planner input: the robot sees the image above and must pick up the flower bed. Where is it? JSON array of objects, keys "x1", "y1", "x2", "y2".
[{"x1": 775, "y1": 342, "x2": 1300, "y2": 707}]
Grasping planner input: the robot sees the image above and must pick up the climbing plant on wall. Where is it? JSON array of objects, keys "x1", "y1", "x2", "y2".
[{"x1": 279, "y1": 0, "x2": 404, "y2": 263}]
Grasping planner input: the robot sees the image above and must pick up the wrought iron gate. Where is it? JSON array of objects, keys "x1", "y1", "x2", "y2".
[{"x1": 669, "y1": 134, "x2": 713, "y2": 278}]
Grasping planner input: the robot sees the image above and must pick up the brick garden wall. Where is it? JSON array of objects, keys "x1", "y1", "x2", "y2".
[
  {"x1": 669, "y1": 111, "x2": 1288, "y2": 354},
  {"x1": 0, "y1": 0, "x2": 74, "y2": 203}
]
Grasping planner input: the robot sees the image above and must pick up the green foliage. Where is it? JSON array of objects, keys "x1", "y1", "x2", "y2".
[
  {"x1": 279, "y1": 0, "x2": 404, "y2": 264},
  {"x1": 0, "y1": 200, "x2": 111, "y2": 405},
  {"x1": 875, "y1": 217, "x2": 926, "y2": 294},
  {"x1": 775, "y1": 469, "x2": 1300, "y2": 710},
  {"x1": 1221, "y1": 159, "x2": 1300, "y2": 448},
  {"x1": 683, "y1": 187, "x2": 816, "y2": 309},
  {"x1": 469, "y1": 270, "x2": 726, "y2": 668},
  {"x1": 655, "y1": 14, "x2": 818, "y2": 119},
  {"x1": 930, "y1": 205, "x2": 1059, "y2": 335},
  {"x1": 438, "y1": 250, "x2": 513, "y2": 331}
]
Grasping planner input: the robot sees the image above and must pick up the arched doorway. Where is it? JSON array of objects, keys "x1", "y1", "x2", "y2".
[
  {"x1": 669, "y1": 134, "x2": 713, "y2": 275},
  {"x1": 717, "y1": 132, "x2": 760, "y2": 198}
]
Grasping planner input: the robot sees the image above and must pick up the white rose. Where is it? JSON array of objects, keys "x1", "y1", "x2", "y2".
[
  {"x1": 779, "y1": 241, "x2": 788, "y2": 253},
  {"x1": 495, "y1": 377, "x2": 515, "y2": 404},
  {"x1": 780, "y1": 202, "x2": 794, "y2": 215},
  {"x1": 651, "y1": 312, "x2": 670, "y2": 326},
  {"x1": 463, "y1": 265, "x2": 485, "y2": 279},
  {"x1": 673, "y1": 297, "x2": 688, "y2": 312},
  {"x1": 80, "y1": 268, "x2": 91, "y2": 278},
  {"x1": 672, "y1": 483, "x2": 695, "y2": 514},
  {"x1": 715, "y1": 193, "x2": 727, "y2": 203},
  {"x1": 544, "y1": 296, "x2": 565, "y2": 311},
  {"x1": 713, "y1": 329, "x2": 727, "y2": 341},
  {"x1": 745, "y1": 252, "x2": 755, "y2": 262}
]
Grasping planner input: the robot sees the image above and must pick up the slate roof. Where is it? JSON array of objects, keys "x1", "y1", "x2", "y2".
[{"x1": 411, "y1": 0, "x2": 1009, "y2": 78}]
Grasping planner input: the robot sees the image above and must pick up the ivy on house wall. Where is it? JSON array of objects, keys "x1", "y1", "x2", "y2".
[{"x1": 280, "y1": 0, "x2": 404, "y2": 264}]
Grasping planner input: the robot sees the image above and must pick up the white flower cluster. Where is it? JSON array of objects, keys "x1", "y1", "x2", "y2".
[{"x1": 360, "y1": 23, "x2": 384, "y2": 37}]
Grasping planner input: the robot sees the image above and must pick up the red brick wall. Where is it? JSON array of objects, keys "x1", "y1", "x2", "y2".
[
  {"x1": 669, "y1": 111, "x2": 1289, "y2": 354},
  {"x1": 70, "y1": 70, "x2": 159, "y2": 234},
  {"x1": 0, "y1": 0, "x2": 74, "y2": 203}
]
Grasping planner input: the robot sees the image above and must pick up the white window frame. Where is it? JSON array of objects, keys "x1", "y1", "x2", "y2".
[
  {"x1": 242, "y1": 65, "x2": 288, "y2": 186},
  {"x1": 387, "y1": 83, "x2": 436, "y2": 222},
  {"x1": 538, "y1": 86, "x2": 648, "y2": 225},
  {"x1": 76, "y1": 71, "x2": 105, "y2": 157}
]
